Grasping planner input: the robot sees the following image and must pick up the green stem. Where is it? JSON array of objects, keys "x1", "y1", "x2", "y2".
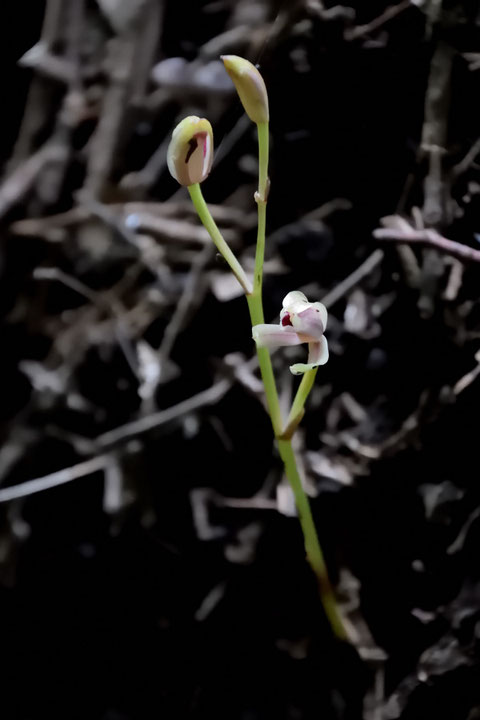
[
  {"x1": 247, "y1": 121, "x2": 283, "y2": 434},
  {"x1": 278, "y1": 438, "x2": 347, "y2": 640},
  {"x1": 246, "y1": 293, "x2": 283, "y2": 437},
  {"x1": 254, "y1": 201, "x2": 267, "y2": 295},
  {"x1": 253, "y1": 122, "x2": 269, "y2": 296},
  {"x1": 257, "y1": 121, "x2": 269, "y2": 201},
  {"x1": 283, "y1": 368, "x2": 319, "y2": 436},
  {"x1": 188, "y1": 183, "x2": 252, "y2": 295},
  {"x1": 187, "y1": 129, "x2": 346, "y2": 640}
]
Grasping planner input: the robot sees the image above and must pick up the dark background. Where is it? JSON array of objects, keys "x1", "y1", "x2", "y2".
[{"x1": 1, "y1": 1, "x2": 480, "y2": 718}]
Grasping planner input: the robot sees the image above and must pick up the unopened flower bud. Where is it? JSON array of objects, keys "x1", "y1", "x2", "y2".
[
  {"x1": 221, "y1": 55, "x2": 269, "y2": 124},
  {"x1": 167, "y1": 116, "x2": 213, "y2": 186}
]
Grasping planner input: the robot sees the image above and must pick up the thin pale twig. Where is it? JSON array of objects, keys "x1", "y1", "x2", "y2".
[
  {"x1": 0, "y1": 381, "x2": 233, "y2": 503},
  {"x1": 0, "y1": 455, "x2": 111, "y2": 504},
  {"x1": 96, "y1": 379, "x2": 232, "y2": 448},
  {"x1": 374, "y1": 227, "x2": 480, "y2": 264},
  {"x1": 34, "y1": 267, "x2": 140, "y2": 379},
  {"x1": 158, "y1": 244, "x2": 213, "y2": 365},
  {"x1": 321, "y1": 249, "x2": 384, "y2": 309},
  {"x1": 344, "y1": 0, "x2": 414, "y2": 41},
  {"x1": 453, "y1": 351, "x2": 480, "y2": 395},
  {"x1": 7, "y1": 0, "x2": 65, "y2": 170},
  {"x1": 452, "y1": 137, "x2": 480, "y2": 178},
  {"x1": 0, "y1": 144, "x2": 65, "y2": 220}
]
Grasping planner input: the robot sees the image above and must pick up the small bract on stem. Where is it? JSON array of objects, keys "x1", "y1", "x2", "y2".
[{"x1": 167, "y1": 59, "x2": 347, "y2": 641}]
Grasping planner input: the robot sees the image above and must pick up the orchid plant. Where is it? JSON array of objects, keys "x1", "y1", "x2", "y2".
[{"x1": 167, "y1": 56, "x2": 346, "y2": 640}]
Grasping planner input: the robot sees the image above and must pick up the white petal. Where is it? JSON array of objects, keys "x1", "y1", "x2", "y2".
[
  {"x1": 282, "y1": 291, "x2": 310, "y2": 314},
  {"x1": 291, "y1": 306, "x2": 325, "y2": 340},
  {"x1": 308, "y1": 337, "x2": 329, "y2": 365},
  {"x1": 289, "y1": 338, "x2": 329, "y2": 375},
  {"x1": 311, "y1": 302, "x2": 328, "y2": 331},
  {"x1": 252, "y1": 324, "x2": 303, "y2": 349},
  {"x1": 202, "y1": 131, "x2": 212, "y2": 177}
]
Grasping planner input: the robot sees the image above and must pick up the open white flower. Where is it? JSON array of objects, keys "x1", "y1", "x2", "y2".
[{"x1": 252, "y1": 291, "x2": 328, "y2": 375}]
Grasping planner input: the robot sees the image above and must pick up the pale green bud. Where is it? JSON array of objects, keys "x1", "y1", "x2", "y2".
[
  {"x1": 221, "y1": 55, "x2": 269, "y2": 124},
  {"x1": 167, "y1": 116, "x2": 214, "y2": 186}
]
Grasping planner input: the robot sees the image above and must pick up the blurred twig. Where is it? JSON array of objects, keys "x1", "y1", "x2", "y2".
[
  {"x1": 0, "y1": 455, "x2": 111, "y2": 504},
  {"x1": 374, "y1": 225, "x2": 480, "y2": 264}
]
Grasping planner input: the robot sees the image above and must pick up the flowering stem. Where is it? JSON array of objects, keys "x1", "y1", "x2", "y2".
[
  {"x1": 246, "y1": 294, "x2": 283, "y2": 436},
  {"x1": 257, "y1": 121, "x2": 269, "y2": 201},
  {"x1": 187, "y1": 136, "x2": 346, "y2": 640},
  {"x1": 278, "y1": 438, "x2": 347, "y2": 640},
  {"x1": 251, "y1": 121, "x2": 345, "y2": 639},
  {"x1": 251, "y1": 169, "x2": 338, "y2": 625},
  {"x1": 247, "y1": 120, "x2": 283, "y2": 435},
  {"x1": 188, "y1": 183, "x2": 252, "y2": 295},
  {"x1": 254, "y1": 201, "x2": 267, "y2": 294},
  {"x1": 253, "y1": 122, "x2": 269, "y2": 295},
  {"x1": 247, "y1": 297, "x2": 345, "y2": 639}
]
